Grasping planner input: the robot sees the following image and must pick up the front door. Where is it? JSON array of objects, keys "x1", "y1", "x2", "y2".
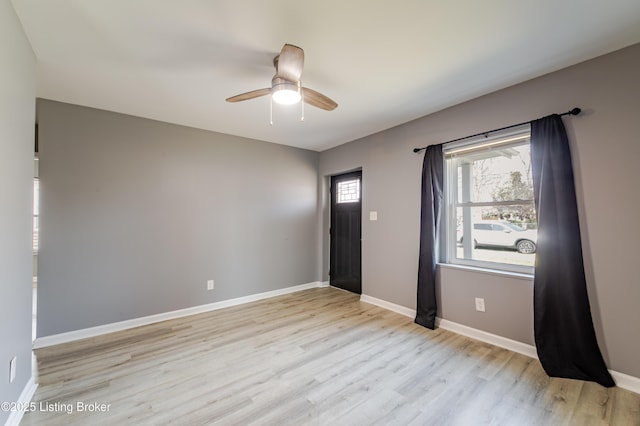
[{"x1": 330, "y1": 171, "x2": 362, "y2": 294}]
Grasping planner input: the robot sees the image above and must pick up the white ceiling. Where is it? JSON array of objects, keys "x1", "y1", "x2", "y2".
[{"x1": 12, "y1": 0, "x2": 640, "y2": 152}]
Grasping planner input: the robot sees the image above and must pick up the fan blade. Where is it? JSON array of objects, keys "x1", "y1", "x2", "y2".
[
  {"x1": 275, "y1": 44, "x2": 304, "y2": 82},
  {"x1": 226, "y1": 88, "x2": 271, "y2": 103},
  {"x1": 302, "y1": 87, "x2": 338, "y2": 111}
]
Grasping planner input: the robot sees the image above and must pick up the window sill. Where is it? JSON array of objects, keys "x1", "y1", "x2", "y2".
[{"x1": 437, "y1": 263, "x2": 533, "y2": 282}]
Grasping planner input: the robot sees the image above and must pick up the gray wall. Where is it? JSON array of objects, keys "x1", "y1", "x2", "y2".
[
  {"x1": 0, "y1": 0, "x2": 36, "y2": 421},
  {"x1": 37, "y1": 100, "x2": 319, "y2": 336},
  {"x1": 319, "y1": 43, "x2": 640, "y2": 378}
]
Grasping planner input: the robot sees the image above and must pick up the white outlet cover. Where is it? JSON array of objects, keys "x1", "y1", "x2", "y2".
[
  {"x1": 475, "y1": 298, "x2": 485, "y2": 312},
  {"x1": 369, "y1": 211, "x2": 378, "y2": 221},
  {"x1": 207, "y1": 280, "x2": 214, "y2": 290}
]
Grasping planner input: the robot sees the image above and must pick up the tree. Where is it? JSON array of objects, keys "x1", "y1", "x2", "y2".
[{"x1": 492, "y1": 171, "x2": 536, "y2": 223}]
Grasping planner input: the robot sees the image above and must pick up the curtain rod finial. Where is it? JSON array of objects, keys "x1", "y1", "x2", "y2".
[
  {"x1": 570, "y1": 107, "x2": 581, "y2": 116},
  {"x1": 413, "y1": 147, "x2": 423, "y2": 153}
]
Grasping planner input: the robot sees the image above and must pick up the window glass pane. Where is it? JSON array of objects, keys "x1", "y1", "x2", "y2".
[
  {"x1": 337, "y1": 179, "x2": 360, "y2": 203},
  {"x1": 454, "y1": 143, "x2": 533, "y2": 204},
  {"x1": 33, "y1": 178, "x2": 39, "y2": 253},
  {"x1": 33, "y1": 216, "x2": 39, "y2": 253},
  {"x1": 33, "y1": 179, "x2": 39, "y2": 215},
  {"x1": 455, "y1": 207, "x2": 537, "y2": 267}
]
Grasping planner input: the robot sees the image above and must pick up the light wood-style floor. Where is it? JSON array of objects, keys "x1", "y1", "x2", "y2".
[{"x1": 23, "y1": 287, "x2": 640, "y2": 425}]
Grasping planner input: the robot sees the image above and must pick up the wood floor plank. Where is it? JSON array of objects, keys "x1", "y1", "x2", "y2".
[{"x1": 21, "y1": 287, "x2": 640, "y2": 425}]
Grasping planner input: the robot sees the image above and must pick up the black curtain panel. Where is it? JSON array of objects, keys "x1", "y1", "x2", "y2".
[
  {"x1": 415, "y1": 144, "x2": 443, "y2": 330},
  {"x1": 530, "y1": 114, "x2": 614, "y2": 387}
]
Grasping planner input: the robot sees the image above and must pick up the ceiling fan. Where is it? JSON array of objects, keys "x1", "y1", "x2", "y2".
[{"x1": 226, "y1": 44, "x2": 338, "y2": 112}]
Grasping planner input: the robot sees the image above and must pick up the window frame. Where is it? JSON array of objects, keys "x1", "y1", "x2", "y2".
[{"x1": 443, "y1": 125, "x2": 535, "y2": 275}]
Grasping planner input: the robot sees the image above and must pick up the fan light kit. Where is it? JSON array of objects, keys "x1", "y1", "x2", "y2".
[
  {"x1": 271, "y1": 80, "x2": 301, "y2": 105},
  {"x1": 226, "y1": 44, "x2": 337, "y2": 124}
]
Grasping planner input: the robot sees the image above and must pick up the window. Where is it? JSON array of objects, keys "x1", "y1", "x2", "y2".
[
  {"x1": 444, "y1": 126, "x2": 536, "y2": 274},
  {"x1": 336, "y1": 179, "x2": 360, "y2": 203},
  {"x1": 33, "y1": 156, "x2": 39, "y2": 254},
  {"x1": 33, "y1": 178, "x2": 39, "y2": 253}
]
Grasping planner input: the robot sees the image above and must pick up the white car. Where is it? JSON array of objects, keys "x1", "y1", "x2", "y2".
[{"x1": 458, "y1": 220, "x2": 537, "y2": 254}]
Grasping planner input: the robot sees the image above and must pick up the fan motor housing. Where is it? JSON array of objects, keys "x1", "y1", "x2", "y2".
[{"x1": 271, "y1": 77, "x2": 300, "y2": 91}]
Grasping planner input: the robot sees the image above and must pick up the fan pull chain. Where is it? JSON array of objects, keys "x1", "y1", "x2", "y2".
[
  {"x1": 269, "y1": 96, "x2": 273, "y2": 126},
  {"x1": 301, "y1": 89, "x2": 305, "y2": 122}
]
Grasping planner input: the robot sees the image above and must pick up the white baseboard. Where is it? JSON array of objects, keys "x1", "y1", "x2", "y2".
[
  {"x1": 360, "y1": 294, "x2": 416, "y2": 318},
  {"x1": 435, "y1": 318, "x2": 539, "y2": 359},
  {"x1": 610, "y1": 370, "x2": 640, "y2": 395},
  {"x1": 34, "y1": 281, "x2": 324, "y2": 349},
  {"x1": 4, "y1": 376, "x2": 38, "y2": 426},
  {"x1": 32, "y1": 286, "x2": 640, "y2": 395},
  {"x1": 360, "y1": 293, "x2": 640, "y2": 394}
]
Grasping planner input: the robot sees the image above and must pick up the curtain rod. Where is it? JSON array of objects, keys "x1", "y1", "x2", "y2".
[{"x1": 412, "y1": 107, "x2": 581, "y2": 153}]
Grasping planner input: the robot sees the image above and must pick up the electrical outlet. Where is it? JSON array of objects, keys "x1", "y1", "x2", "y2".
[
  {"x1": 475, "y1": 298, "x2": 485, "y2": 312},
  {"x1": 207, "y1": 280, "x2": 214, "y2": 290},
  {"x1": 9, "y1": 356, "x2": 16, "y2": 383}
]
